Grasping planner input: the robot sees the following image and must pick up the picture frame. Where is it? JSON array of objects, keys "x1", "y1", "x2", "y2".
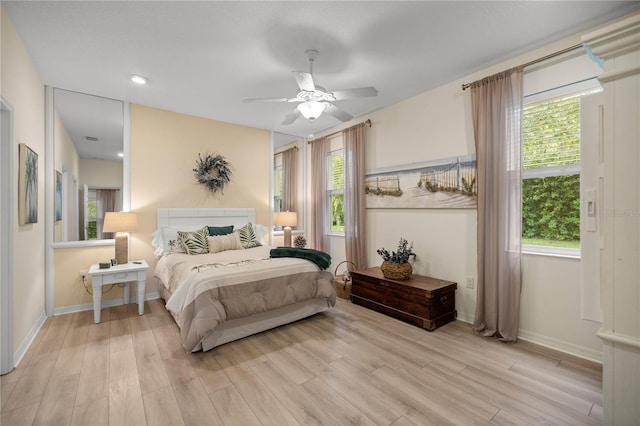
[
  {"x1": 365, "y1": 154, "x2": 477, "y2": 209},
  {"x1": 18, "y1": 143, "x2": 38, "y2": 225},
  {"x1": 55, "y1": 170, "x2": 62, "y2": 221}
]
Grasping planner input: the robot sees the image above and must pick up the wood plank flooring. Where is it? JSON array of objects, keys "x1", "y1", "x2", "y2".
[{"x1": 1, "y1": 298, "x2": 603, "y2": 425}]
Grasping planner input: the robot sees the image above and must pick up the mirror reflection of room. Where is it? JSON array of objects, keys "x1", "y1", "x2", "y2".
[{"x1": 53, "y1": 88, "x2": 124, "y2": 242}]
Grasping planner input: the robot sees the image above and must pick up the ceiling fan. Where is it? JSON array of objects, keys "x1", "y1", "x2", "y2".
[{"x1": 243, "y1": 50, "x2": 378, "y2": 125}]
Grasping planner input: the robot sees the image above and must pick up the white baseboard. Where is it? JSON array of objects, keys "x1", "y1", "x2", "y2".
[
  {"x1": 518, "y1": 328, "x2": 603, "y2": 364},
  {"x1": 14, "y1": 311, "x2": 47, "y2": 368},
  {"x1": 54, "y1": 292, "x2": 161, "y2": 316},
  {"x1": 454, "y1": 315, "x2": 602, "y2": 364},
  {"x1": 455, "y1": 311, "x2": 474, "y2": 324}
]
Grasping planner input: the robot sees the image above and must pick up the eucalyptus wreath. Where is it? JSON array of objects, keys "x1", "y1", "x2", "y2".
[{"x1": 193, "y1": 153, "x2": 232, "y2": 194}]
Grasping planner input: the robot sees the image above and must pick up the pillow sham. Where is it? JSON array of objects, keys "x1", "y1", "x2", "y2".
[
  {"x1": 152, "y1": 225, "x2": 202, "y2": 257},
  {"x1": 208, "y1": 225, "x2": 234, "y2": 236},
  {"x1": 177, "y1": 226, "x2": 210, "y2": 255},
  {"x1": 208, "y1": 233, "x2": 243, "y2": 253},
  {"x1": 252, "y1": 223, "x2": 267, "y2": 246},
  {"x1": 234, "y1": 222, "x2": 262, "y2": 249}
]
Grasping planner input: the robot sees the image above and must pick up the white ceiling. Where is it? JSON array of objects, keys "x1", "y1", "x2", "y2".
[{"x1": 5, "y1": 1, "x2": 639, "y2": 153}]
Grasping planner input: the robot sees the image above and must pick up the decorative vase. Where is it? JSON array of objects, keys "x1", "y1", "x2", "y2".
[{"x1": 380, "y1": 260, "x2": 412, "y2": 280}]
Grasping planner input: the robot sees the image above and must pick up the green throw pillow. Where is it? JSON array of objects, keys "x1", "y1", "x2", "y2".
[
  {"x1": 234, "y1": 223, "x2": 262, "y2": 249},
  {"x1": 208, "y1": 225, "x2": 234, "y2": 236},
  {"x1": 177, "y1": 226, "x2": 210, "y2": 255}
]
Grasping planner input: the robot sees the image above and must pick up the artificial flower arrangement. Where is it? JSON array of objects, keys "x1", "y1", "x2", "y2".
[{"x1": 376, "y1": 237, "x2": 416, "y2": 263}]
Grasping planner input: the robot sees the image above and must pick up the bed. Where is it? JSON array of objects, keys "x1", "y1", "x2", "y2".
[{"x1": 153, "y1": 208, "x2": 336, "y2": 352}]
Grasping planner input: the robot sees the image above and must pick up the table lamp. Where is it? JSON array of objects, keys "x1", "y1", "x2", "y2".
[
  {"x1": 274, "y1": 211, "x2": 297, "y2": 247},
  {"x1": 103, "y1": 211, "x2": 138, "y2": 265}
]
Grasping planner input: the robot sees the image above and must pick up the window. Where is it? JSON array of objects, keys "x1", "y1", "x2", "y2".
[
  {"x1": 327, "y1": 148, "x2": 344, "y2": 233},
  {"x1": 86, "y1": 189, "x2": 97, "y2": 240},
  {"x1": 522, "y1": 92, "x2": 588, "y2": 250},
  {"x1": 274, "y1": 154, "x2": 283, "y2": 214}
]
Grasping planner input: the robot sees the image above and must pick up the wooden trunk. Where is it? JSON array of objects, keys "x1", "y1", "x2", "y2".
[{"x1": 351, "y1": 267, "x2": 457, "y2": 331}]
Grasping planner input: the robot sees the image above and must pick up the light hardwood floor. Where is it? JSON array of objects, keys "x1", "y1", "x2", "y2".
[{"x1": 1, "y1": 298, "x2": 602, "y2": 425}]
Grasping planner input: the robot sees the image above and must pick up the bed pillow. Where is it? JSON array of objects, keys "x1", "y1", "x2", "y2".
[
  {"x1": 234, "y1": 222, "x2": 262, "y2": 249},
  {"x1": 152, "y1": 225, "x2": 202, "y2": 257},
  {"x1": 208, "y1": 225, "x2": 234, "y2": 236},
  {"x1": 252, "y1": 223, "x2": 267, "y2": 246},
  {"x1": 208, "y1": 233, "x2": 243, "y2": 253},
  {"x1": 177, "y1": 226, "x2": 210, "y2": 255}
]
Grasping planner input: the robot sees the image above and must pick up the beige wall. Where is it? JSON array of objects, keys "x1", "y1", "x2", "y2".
[
  {"x1": 1, "y1": 10, "x2": 46, "y2": 350},
  {"x1": 317, "y1": 30, "x2": 605, "y2": 360},
  {"x1": 79, "y1": 158, "x2": 123, "y2": 189},
  {"x1": 54, "y1": 246, "x2": 120, "y2": 309},
  {"x1": 129, "y1": 104, "x2": 271, "y2": 290}
]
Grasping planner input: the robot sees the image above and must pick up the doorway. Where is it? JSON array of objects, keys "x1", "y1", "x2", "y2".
[{"x1": 1, "y1": 97, "x2": 15, "y2": 375}]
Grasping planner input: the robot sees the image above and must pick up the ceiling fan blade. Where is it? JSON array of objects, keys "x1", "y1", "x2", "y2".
[
  {"x1": 243, "y1": 97, "x2": 300, "y2": 103},
  {"x1": 281, "y1": 109, "x2": 301, "y2": 125},
  {"x1": 293, "y1": 71, "x2": 316, "y2": 92},
  {"x1": 323, "y1": 103, "x2": 353, "y2": 122},
  {"x1": 330, "y1": 87, "x2": 378, "y2": 100}
]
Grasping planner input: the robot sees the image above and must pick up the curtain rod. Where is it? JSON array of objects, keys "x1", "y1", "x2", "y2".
[
  {"x1": 307, "y1": 119, "x2": 372, "y2": 143},
  {"x1": 461, "y1": 43, "x2": 584, "y2": 91}
]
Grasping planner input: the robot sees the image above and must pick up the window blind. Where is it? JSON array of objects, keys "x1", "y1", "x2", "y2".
[{"x1": 523, "y1": 94, "x2": 581, "y2": 170}]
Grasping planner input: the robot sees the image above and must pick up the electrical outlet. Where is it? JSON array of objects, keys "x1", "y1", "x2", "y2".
[
  {"x1": 79, "y1": 270, "x2": 88, "y2": 280},
  {"x1": 465, "y1": 276, "x2": 475, "y2": 289}
]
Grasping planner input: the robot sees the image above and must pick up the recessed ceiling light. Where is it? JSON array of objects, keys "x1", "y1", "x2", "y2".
[
  {"x1": 130, "y1": 75, "x2": 147, "y2": 85},
  {"x1": 117, "y1": 152, "x2": 124, "y2": 158}
]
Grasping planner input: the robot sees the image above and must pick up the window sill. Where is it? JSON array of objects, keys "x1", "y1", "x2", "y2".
[{"x1": 522, "y1": 245, "x2": 580, "y2": 259}]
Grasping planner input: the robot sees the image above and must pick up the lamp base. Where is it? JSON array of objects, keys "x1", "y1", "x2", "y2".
[
  {"x1": 114, "y1": 233, "x2": 129, "y2": 265},
  {"x1": 283, "y1": 227, "x2": 292, "y2": 247}
]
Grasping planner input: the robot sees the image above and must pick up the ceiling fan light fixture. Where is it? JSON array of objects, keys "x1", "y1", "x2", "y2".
[{"x1": 297, "y1": 101, "x2": 326, "y2": 120}]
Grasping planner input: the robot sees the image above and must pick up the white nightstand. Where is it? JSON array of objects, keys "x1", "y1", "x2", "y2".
[{"x1": 88, "y1": 260, "x2": 149, "y2": 323}]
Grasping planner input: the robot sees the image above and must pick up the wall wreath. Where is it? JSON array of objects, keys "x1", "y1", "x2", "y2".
[{"x1": 193, "y1": 153, "x2": 232, "y2": 194}]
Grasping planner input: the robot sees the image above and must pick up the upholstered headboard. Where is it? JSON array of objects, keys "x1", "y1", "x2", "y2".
[{"x1": 156, "y1": 208, "x2": 256, "y2": 229}]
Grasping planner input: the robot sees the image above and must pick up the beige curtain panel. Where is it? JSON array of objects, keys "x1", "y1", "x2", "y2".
[
  {"x1": 96, "y1": 188, "x2": 119, "y2": 240},
  {"x1": 281, "y1": 147, "x2": 297, "y2": 216},
  {"x1": 470, "y1": 67, "x2": 524, "y2": 342},
  {"x1": 343, "y1": 122, "x2": 368, "y2": 271}
]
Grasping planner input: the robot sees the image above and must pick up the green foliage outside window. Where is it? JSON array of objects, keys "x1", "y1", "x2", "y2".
[
  {"x1": 331, "y1": 194, "x2": 344, "y2": 232},
  {"x1": 328, "y1": 152, "x2": 345, "y2": 232},
  {"x1": 87, "y1": 222, "x2": 97, "y2": 240},
  {"x1": 522, "y1": 175, "x2": 580, "y2": 244},
  {"x1": 87, "y1": 199, "x2": 97, "y2": 240},
  {"x1": 522, "y1": 94, "x2": 581, "y2": 248}
]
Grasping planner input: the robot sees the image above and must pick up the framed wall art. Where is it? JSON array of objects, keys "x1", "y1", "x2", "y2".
[
  {"x1": 19, "y1": 143, "x2": 38, "y2": 224},
  {"x1": 365, "y1": 154, "x2": 477, "y2": 209}
]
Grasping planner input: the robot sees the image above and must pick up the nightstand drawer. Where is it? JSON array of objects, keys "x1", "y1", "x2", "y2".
[{"x1": 93, "y1": 270, "x2": 140, "y2": 285}]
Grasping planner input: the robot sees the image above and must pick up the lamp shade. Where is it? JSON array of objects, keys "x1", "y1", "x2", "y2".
[
  {"x1": 103, "y1": 211, "x2": 138, "y2": 233},
  {"x1": 274, "y1": 211, "x2": 297, "y2": 227},
  {"x1": 297, "y1": 101, "x2": 326, "y2": 120}
]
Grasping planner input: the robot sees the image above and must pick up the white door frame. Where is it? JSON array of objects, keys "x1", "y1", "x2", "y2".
[{"x1": 1, "y1": 97, "x2": 15, "y2": 375}]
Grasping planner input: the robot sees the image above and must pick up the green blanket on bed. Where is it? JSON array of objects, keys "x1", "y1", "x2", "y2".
[{"x1": 269, "y1": 247, "x2": 332, "y2": 270}]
